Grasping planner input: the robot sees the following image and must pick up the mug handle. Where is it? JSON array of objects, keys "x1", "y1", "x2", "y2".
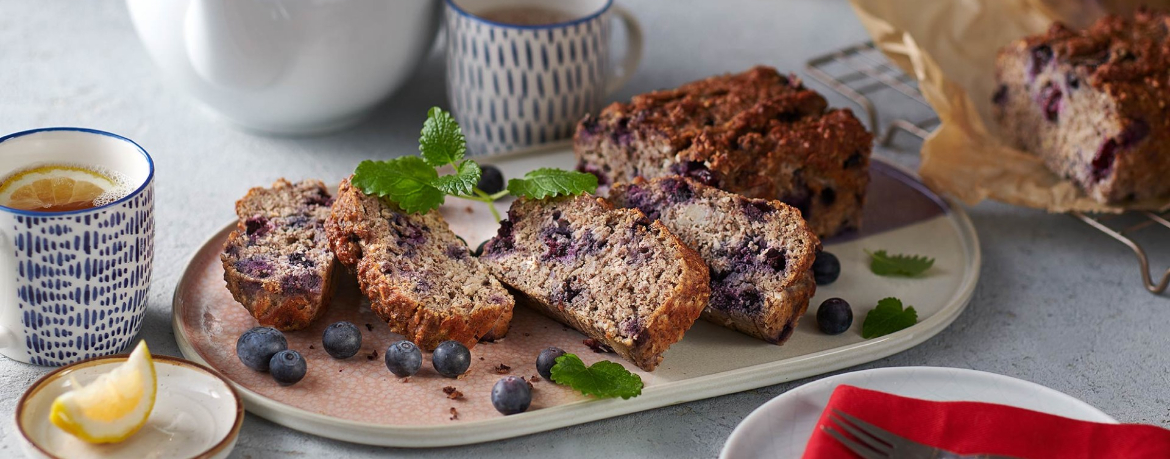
[
  {"x1": 605, "y1": 4, "x2": 644, "y2": 96},
  {"x1": 0, "y1": 231, "x2": 20, "y2": 351}
]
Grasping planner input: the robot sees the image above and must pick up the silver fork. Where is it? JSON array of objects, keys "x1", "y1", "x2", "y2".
[{"x1": 821, "y1": 409, "x2": 1020, "y2": 459}]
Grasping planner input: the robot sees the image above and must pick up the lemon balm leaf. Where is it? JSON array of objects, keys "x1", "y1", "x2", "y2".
[
  {"x1": 867, "y1": 250, "x2": 935, "y2": 277},
  {"x1": 506, "y1": 168, "x2": 599, "y2": 199},
  {"x1": 351, "y1": 157, "x2": 444, "y2": 214},
  {"x1": 861, "y1": 297, "x2": 918, "y2": 338},
  {"x1": 419, "y1": 107, "x2": 466, "y2": 168},
  {"x1": 549, "y1": 353, "x2": 643, "y2": 399},
  {"x1": 430, "y1": 160, "x2": 482, "y2": 197}
]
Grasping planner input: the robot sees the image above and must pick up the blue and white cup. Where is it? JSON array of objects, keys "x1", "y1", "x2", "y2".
[
  {"x1": 0, "y1": 128, "x2": 155, "y2": 366},
  {"x1": 445, "y1": 0, "x2": 643, "y2": 156}
]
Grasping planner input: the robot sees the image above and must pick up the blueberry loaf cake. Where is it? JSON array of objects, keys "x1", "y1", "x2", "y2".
[
  {"x1": 221, "y1": 179, "x2": 339, "y2": 331},
  {"x1": 609, "y1": 176, "x2": 820, "y2": 344},
  {"x1": 574, "y1": 66, "x2": 874, "y2": 237},
  {"x1": 479, "y1": 195, "x2": 710, "y2": 371},
  {"x1": 994, "y1": 11, "x2": 1170, "y2": 203},
  {"x1": 325, "y1": 177, "x2": 514, "y2": 350}
]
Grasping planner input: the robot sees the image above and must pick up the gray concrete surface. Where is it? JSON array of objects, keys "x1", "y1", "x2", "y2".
[{"x1": 2, "y1": 1, "x2": 1168, "y2": 458}]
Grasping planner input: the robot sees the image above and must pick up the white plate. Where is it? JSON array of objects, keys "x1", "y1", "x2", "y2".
[
  {"x1": 16, "y1": 354, "x2": 244, "y2": 459},
  {"x1": 720, "y1": 366, "x2": 1118, "y2": 459},
  {"x1": 172, "y1": 142, "x2": 982, "y2": 446}
]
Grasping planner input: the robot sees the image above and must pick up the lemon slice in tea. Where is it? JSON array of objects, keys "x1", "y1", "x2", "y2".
[
  {"x1": 0, "y1": 165, "x2": 116, "y2": 212},
  {"x1": 49, "y1": 341, "x2": 158, "y2": 444}
]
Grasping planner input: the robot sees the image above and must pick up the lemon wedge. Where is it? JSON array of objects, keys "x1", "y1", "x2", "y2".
[
  {"x1": 49, "y1": 341, "x2": 157, "y2": 443},
  {"x1": 0, "y1": 165, "x2": 115, "y2": 212}
]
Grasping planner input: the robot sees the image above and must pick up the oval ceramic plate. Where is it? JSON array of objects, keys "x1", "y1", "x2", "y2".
[
  {"x1": 720, "y1": 366, "x2": 1117, "y2": 458},
  {"x1": 171, "y1": 142, "x2": 980, "y2": 447},
  {"x1": 16, "y1": 354, "x2": 244, "y2": 459}
]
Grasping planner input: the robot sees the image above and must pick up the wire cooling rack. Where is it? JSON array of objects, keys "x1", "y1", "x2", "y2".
[{"x1": 805, "y1": 41, "x2": 1170, "y2": 295}]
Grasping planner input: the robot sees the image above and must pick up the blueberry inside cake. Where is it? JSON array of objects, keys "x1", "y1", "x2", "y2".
[
  {"x1": 221, "y1": 179, "x2": 338, "y2": 331},
  {"x1": 573, "y1": 66, "x2": 873, "y2": 237},
  {"x1": 478, "y1": 195, "x2": 710, "y2": 371},
  {"x1": 994, "y1": 10, "x2": 1170, "y2": 203},
  {"x1": 325, "y1": 177, "x2": 514, "y2": 350},
  {"x1": 609, "y1": 176, "x2": 820, "y2": 344}
]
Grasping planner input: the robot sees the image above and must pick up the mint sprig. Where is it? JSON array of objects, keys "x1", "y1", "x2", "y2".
[
  {"x1": 549, "y1": 353, "x2": 643, "y2": 399},
  {"x1": 861, "y1": 297, "x2": 918, "y2": 338},
  {"x1": 352, "y1": 107, "x2": 595, "y2": 221},
  {"x1": 867, "y1": 250, "x2": 935, "y2": 277}
]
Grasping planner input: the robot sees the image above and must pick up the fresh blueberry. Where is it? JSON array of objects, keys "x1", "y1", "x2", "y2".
[
  {"x1": 816, "y1": 298, "x2": 853, "y2": 335},
  {"x1": 477, "y1": 165, "x2": 506, "y2": 194},
  {"x1": 322, "y1": 321, "x2": 362, "y2": 359},
  {"x1": 385, "y1": 340, "x2": 423, "y2": 377},
  {"x1": 536, "y1": 347, "x2": 565, "y2": 380},
  {"x1": 236, "y1": 327, "x2": 288, "y2": 372},
  {"x1": 812, "y1": 251, "x2": 841, "y2": 285},
  {"x1": 269, "y1": 349, "x2": 307, "y2": 385},
  {"x1": 432, "y1": 340, "x2": 472, "y2": 378},
  {"x1": 474, "y1": 239, "x2": 489, "y2": 257},
  {"x1": 491, "y1": 376, "x2": 532, "y2": 415}
]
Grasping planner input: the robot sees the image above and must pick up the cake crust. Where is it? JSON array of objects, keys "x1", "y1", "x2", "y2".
[
  {"x1": 574, "y1": 66, "x2": 873, "y2": 237},
  {"x1": 325, "y1": 178, "x2": 514, "y2": 350}
]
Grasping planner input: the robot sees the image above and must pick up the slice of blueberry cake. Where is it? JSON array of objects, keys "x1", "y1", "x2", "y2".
[
  {"x1": 221, "y1": 179, "x2": 339, "y2": 331},
  {"x1": 573, "y1": 66, "x2": 874, "y2": 238},
  {"x1": 478, "y1": 194, "x2": 710, "y2": 371},
  {"x1": 994, "y1": 11, "x2": 1170, "y2": 203},
  {"x1": 609, "y1": 176, "x2": 820, "y2": 344},
  {"x1": 325, "y1": 177, "x2": 514, "y2": 351}
]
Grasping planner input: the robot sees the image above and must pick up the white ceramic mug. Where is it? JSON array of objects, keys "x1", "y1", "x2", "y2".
[
  {"x1": 0, "y1": 128, "x2": 155, "y2": 366},
  {"x1": 126, "y1": 0, "x2": 442, "y2": 135},
  {"x1": 445, "y1": 0, "x2": 643, "y2": 155}
]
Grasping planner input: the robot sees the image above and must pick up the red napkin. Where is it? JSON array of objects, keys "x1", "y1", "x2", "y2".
[{"x1": 803, "y1": 385, "x2": 1170, "y2": 459}]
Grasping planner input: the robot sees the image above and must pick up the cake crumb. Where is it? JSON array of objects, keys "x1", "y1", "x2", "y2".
[
  {"x1": 494, "y1": 363, "x2": 511, "y2": 374},
  {"x1": 531, "y1": 374, "x2": 541, "y2": 382},
  {"x1": 367, "y1": 350, "x2": 378, "y2": 360},
  {"x1": 309, "y1": 344, "x2": 314, "y2": 349},
  {"x1": 465, "y1": 206, "x2": 474, "y2": 213},
  {"x1": 400, "y1": 377, "x2": 410, "y2": 383},
  {"x1": 523, "y1": 332, "x2": 531, "y2": 337},
  {"x1": 449, "y1": 407, "x2": 459, "y2": 420},
  {"x1": 479, "y1": 357, "x2": 485, "y2": 361},
  {"x1": 521, "y1": 376, "x2": 534, "y2": 390},
  {"x1": 442, "y1": 386, "x2": 464, "y2": 400},
  {"x1": 583, "y1": 338, "x2": 615, "y2": 353},
  {"x1": 365, "y1": 323, "x2": 374, "y2": 332}
]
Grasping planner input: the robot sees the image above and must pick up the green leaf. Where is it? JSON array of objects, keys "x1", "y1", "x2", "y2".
[
  {"x1": 506, "y1": 168, "x2": 598, "y2": 199},
  {"x1": 431, "y1": 160, "x2": 482, "y2": 196},
  {"x1": 351, "y1": 157, "x2": 444, "y2": 214},
  {"x1": 419, "y1": 107, "x2": 466, "y2": 168},
  {"x1": 861, "y1": 297, "x2": 918, "y2": 339},
  {"x1": 867, "y1": 249, "x2": 935, "y2": 277},
  {"x1": 549, "y1": 353, "x2": 643, "y2": 399}
]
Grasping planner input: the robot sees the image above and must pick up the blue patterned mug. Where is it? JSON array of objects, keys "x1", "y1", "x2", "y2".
[
  {"x1": 445, "y1": 0, "x2": 643, "y2": 156},
  {"x1": 0, "y1": 128, "x2": 155, "y2": 366}
]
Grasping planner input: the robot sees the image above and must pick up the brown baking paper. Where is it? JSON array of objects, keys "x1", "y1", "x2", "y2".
[{"x1": 848, "y1": 0, "x2": 1170, "y2": 213}]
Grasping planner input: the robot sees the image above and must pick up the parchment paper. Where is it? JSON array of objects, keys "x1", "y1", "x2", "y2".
[{"x1": 848, "y1": 0, "x2": 1170, "y2": 213}]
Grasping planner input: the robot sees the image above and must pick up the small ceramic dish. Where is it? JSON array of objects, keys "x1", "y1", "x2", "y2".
[{"x1": 16, "y1": 354, "x2": 244, "y2": 459}]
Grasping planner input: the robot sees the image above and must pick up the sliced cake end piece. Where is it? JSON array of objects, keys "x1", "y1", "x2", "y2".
[
  {"x1": 325, "y1": 177, "x2": 514, "y2": 350},
  {"x1": 478, "y1": 194, "x2": 710, "y2": 371},
  {"x1": 609, "y1": 176, "x2": 820, "y2": 344},
  {"x1": 221, "y1": 178, "x2": 339, "y2": 331}
]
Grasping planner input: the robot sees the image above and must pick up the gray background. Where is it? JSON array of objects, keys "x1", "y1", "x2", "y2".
[{"x1": 2, "y1": 1, "x2": 1168, "y2": 458}]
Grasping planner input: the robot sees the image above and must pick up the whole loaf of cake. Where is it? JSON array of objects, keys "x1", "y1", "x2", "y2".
[
  {"x1": 573, "y1": 66, "x2": 874, "y2": 237},
  {"x1": 994, "y1": 10, "x2": 1170, "y2": 204}
]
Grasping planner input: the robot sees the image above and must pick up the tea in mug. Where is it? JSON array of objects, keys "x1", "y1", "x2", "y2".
[
  {"x1": 478, "y1": 6, "x2": 576, "y2": 26},
  {"x1": 0, "y1": 164, "x2": 133, "y2": 212}
]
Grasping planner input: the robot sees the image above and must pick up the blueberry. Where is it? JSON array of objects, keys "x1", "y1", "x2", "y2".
[
  {"x1": 385, "y1": 340, "x2": 423, "y2": 377},
  {"x1": 812, "y1": 251, "x2": 841, "y2": 285},
  {"x1": 536, "y1": 347, "x2": 565, "y2": 380},
  {"x1": 269, "y1": 349, "x2": 307, "y2": 385},
  {"x1": 816, "y1": 298, "x2": 853, "y2": 335},
  {"x1": 491, "y1": 376, "x2": 532, "y2": 415},
  {"x1": 473, "y1": 240, "x2": 488, "y2": 257},
  {"x1": 236, "y1": 327, "x2": 288, "y2": 372},
  {"x1": 432, "y1": 340, "x2": 472, "y2": 378},
  {"x1": 477, "y1": 165, "x2": 506, "y2": 194},
  {"x1": 322, "y1": 321, "x2": 362, "y2": 359}
]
